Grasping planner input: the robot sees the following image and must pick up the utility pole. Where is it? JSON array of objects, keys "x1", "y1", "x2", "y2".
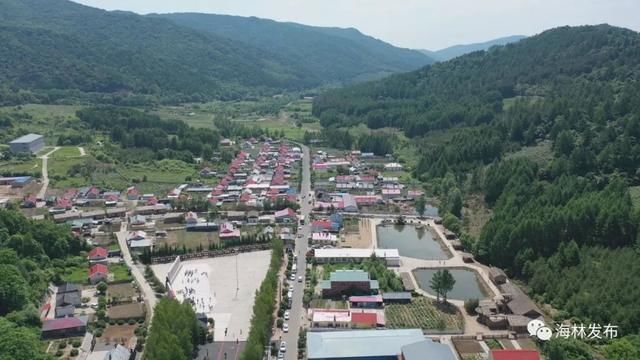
[{"x1": 235, "y1": 250, "x2": 239, "y2": 299}]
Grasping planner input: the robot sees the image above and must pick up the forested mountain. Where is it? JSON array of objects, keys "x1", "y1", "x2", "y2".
[
  {"x1": 421, "y1": 35, "x2": 526, "y2": 61},
  {"x1": 154, "y1": 13, "x2": 434, "y2": 82},
  {"x1": 313, "y1": 24, "x2": 640, "y2": 348},
  {"x1": 0, "y1": 0, "x2": 430, "y2": 106}
]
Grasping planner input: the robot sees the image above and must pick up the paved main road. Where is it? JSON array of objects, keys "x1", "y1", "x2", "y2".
[
  {"x1": 116, "y1": 220, "x2": 158, "y2": 320},
  {"x1": 282, "y1": 144, "x2": 312, "y2": 360}
]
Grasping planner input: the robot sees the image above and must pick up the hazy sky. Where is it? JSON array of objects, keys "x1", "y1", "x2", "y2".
[{"x1": 74, "y1": 0, "x2": 640, "y2": 50}]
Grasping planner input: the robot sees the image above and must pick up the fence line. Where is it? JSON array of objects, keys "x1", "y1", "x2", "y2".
[{"x1": 150, "y1": 243, "x2": 271, "y2": 264}]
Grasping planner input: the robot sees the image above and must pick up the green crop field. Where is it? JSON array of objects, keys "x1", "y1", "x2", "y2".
[{"x1": 385, "y1": 297, "x2": 464, "y2": 331}]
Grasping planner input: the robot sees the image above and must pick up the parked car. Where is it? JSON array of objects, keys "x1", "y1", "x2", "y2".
[
  {"x1": 280, "y1": 341, "x2": 287, "y2": 353},
  {"x1": 277, "y1": 351, "x2": 284, "y2": 360},
  {"x1": 283, "y1": 323, "x2": 289, "y2": 332},
  {"x1": 298, "y1": 276, "x2": 303, "y2": 283},
  {"x1": 284, "y1": 311, "x2": 290, "y2": 320}
]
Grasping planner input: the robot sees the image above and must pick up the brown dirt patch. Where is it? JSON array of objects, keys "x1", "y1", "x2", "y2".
[
  {"x1": 453, "y1": 339, "x2": 484, "y2": 355},
  {"x1": 108, "y1": 303, "x2": 145, "y2": 319},
  {"x1": 95, "y1": 325, "x2": 137, "y2": 350}
]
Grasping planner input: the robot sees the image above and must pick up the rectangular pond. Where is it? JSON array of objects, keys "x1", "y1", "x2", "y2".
[
  {"x1": 413, "y1": 268, "x2": 488, "y2": 301},
  {"x1": 376, "y1": 224, "x2": 450, "y2": 260}
]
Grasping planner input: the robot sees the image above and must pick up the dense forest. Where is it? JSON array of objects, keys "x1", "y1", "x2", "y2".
[
  {"x1": 313, "y1": 24, "x2": 640, "y2": 357},
  {"x1": 0, "y1": 0, "x2": 432, "y2": 106},
  {"x1": 0, "y1": 208, "x2": 87, "y2": 359},
  {"x1": 155, "y1": 13, "x2": 433, "y2": 83}
]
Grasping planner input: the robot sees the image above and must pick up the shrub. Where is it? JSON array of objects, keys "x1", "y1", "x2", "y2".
[
  {"x1": 70, "y1": 349, "x2": 79, "y2": 357},
  {"x1": 55, "y1": 350, "x2": 63, "y2": 357},
  {"x1": 137, "y1": 318, "x2": 145, "y2": 324},
  {"x1": 464, "y1": 298, "x2": 479, "y2": 315},
  {"x1": 276, "y1": 318, "x2": 284, "y2": 328},
  {"x1": 72, "y1": 340, "x2": 82, "y2": 348},
  {"x1": 128, "y1": 319, "x2": 136, "y2": 325},
  {"x1": 109, "y1": 319, "x2": 116, "y2": 325},
  {"x1": 58, "y1": 341, "x2": 67, "y2": 349},
  {"x1": 117, "y1": 319, "x2": 125, "y2": 325}
]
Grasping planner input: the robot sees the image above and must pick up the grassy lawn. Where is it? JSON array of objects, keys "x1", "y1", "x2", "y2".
[
  {"x1": 505, "y1": 140, "x2": 553, "y2": 165},
  {"x1": 109, "y1": 263, "x2": 133, "y2": 282},
  {"x1": 108, "y1": 242, "x2": 120, "y2": 251},
  {"x1": 48, "y1": 156, "x2": 86, "y2": 179},
  {"x1": 0, "y1": 157, "x2": 42, "y2": 176},
  {"x1": 385, "y1": 297, "x2": 464, "y2": 331},
  {"x1": 158, "y1": 230, "x2": 221, "y2": 251},
  {"x1": 51, "y1": 146, "x2": 81, "y2": 159},
  {"x1": 62, "y1": 266, "x2": 88, "y2": 284}
]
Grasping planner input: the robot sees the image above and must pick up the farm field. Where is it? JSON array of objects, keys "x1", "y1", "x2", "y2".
[{"x1": 385, "y1": 296, "x2": 464, "y2": 331}]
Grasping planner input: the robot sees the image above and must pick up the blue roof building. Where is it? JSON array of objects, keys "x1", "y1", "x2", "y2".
[{"x1": 307, "y1": 329, "x2": 426, "y2": 360}]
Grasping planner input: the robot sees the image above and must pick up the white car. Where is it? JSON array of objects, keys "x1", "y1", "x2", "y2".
[
  {"x1": 287, "y1": 291, "x2": 293, "y2": 299},
  {"x1": 280, "y1": 341, "x2": 287, "y2": 353},
  {"x1": 284, "y1": 311, "x2": 290, "y2": 320},
  {"x1": 298, "y1": 276, "x2": 303, "y2": 283},
  {"x1": 290, "y1": 273, "x2": 296, "y2": 281},
  {"x1": 278, "y1": 351, "x2": 284, "y2": 360},
  {"x1": 283, "y1": 323, "x2": 289, "y2": 332}
]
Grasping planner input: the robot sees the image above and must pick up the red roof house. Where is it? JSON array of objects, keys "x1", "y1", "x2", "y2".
[
  {"x1": 88, "y1": 247, "x2": 108, "y2": 262},
  {"x1": 127, "y1": 186, "x2": 139, "y2": 200},
  {"x1": 490, "y1": 350, "x2": 541, "y2": 360},
  {"x1": 351, "y1": 312, "x2": 378, "y2": 328},
  {"x1": 274, "y1": 208, "x2": 297, "y2": 223},
  {"x1": 89, "y1": 264, "x2": 108, "y2": 284}
]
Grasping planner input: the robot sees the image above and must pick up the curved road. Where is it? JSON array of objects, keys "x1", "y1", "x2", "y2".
[
  {"x1": 116, "y1": 220, "x2": 158, "y2": 320},
  {"x1": 37, "y1": 147, "x2": 60, "y2": 200}
]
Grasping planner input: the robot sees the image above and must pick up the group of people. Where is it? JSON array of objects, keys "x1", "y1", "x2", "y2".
[{"x1": 178, "y1": 268, "x2": 214, "y2": 313}]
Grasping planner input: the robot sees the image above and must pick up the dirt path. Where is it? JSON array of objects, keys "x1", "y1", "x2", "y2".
[
  {"x1": 36, "y1": 147, "x2": 60, "y2": 200},
  {"x1": 78, "y1": 147, "x2": 86, "y2": 156}
]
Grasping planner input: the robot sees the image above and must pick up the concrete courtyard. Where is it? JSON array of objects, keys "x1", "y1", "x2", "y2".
[{"x1": 152, "y1": 250, "x2": 272, "y2": 341}]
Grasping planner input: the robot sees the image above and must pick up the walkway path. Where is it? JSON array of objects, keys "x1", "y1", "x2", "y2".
[
  {"x1": 78, "y1": 147, "x2": 86, "y2": 156},
  {"x1": 115, "y1": 220, "x2": 157, "y2": 321},
  {"x1": 37, "y1": 147, "x2": 60, "y2": 200}
]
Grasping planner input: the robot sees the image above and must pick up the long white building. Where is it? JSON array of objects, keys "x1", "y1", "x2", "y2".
[{"x1": 313, "y1": 248, "x2": 400, "y2": 266}]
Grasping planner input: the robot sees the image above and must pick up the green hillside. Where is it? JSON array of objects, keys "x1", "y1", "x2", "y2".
[
  {"x1": 422, "y1": 35, "x2": 526, "y2": 61},
  {"x1": 313, "y1": 24, "x2": 640, "y2": 352},
  {"x1": 154, "y1": 13, "x2": 434, "y2": 83}
]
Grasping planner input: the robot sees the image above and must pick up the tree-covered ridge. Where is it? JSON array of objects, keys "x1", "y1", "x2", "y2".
[
  {"x1": 313, "y1": 25, "x2": 640, "y2": 137},
  {"x1": 155, "y1": 13, "x2": 433, "y2": 83},
  {"x1": 0, "y1": 0, "x2": 434, "y2": 106},
  {"x1": 0, "y1": 0, "x2": 308, "y2": 105}
]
